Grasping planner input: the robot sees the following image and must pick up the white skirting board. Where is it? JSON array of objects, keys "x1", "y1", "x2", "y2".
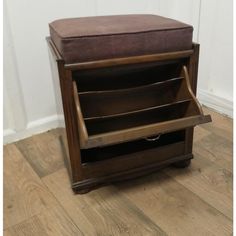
[
  {"x1": 197, "y1": 89, "x2": 233, "y2": 118},
  {"x1": 3, "y1": 92, "x2": 233, "y2": 144},
  {"x1": 3, "y1": 115, "x2": 65, "y2": 144}
]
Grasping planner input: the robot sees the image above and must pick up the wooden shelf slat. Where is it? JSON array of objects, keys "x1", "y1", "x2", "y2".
[
  {"x1": 79, "y1": 77, "x2": 189, "y2": 118},
  {"x1": 84, "y1": 99, "x2": 192, "y2": 121},
  {"x1": 79, "y1": 77, "x2": 184, "y2": 95}
]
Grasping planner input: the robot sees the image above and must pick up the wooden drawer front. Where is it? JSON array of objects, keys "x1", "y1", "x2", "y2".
[{"x1": 82, "y1": 141, "x2": 185, "y2": 179}]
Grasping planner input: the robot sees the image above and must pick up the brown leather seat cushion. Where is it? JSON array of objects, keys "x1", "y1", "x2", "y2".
[{"x1": 49, "y1": 14, "x2": 193, "y2": 64}]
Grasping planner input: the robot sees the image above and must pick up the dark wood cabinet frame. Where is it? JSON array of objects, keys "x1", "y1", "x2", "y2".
[{"x1": 47, "y1": 38, "x2": 211, "y2": 194}]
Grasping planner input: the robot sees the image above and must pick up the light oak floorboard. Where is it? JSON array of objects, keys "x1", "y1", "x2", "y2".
[
  {"x1": 4, "y1": 144, "x2": 57, "y2": 228},
  {"x1": 193, "y1": 131, "x2": 232, "y2": 172},
  {"x1": 115, "y1": 172, "x2": 232, "y2": 236},
  {"x1": 164, "y1": 154, "x2": 232, "y2": 219},
  {"x1": 193, "y1": 125, "x2": 211, "y2": 142},
  {"x1": 4, "y1": 144, "x2": 82, "y2": 235},
  {"x1": 3, "y1": 230, "x2": 13, "y2": 236},
  {"x1": 4, "y1": 207, "x2": 82, "y2": 236},
  {"x1": 42, "y1": 168, "x2": 166, "y2": 236},
  {"x1": 15, "y1": 129, "x2": 65, "y2": 178}
]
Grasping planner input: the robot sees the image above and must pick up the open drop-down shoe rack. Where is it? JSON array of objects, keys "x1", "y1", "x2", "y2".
[{"x1": 73, "y1": 65, "x2": 210, "y2": 149}]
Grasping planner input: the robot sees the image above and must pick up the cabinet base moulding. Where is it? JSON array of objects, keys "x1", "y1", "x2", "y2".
[{"x1": 72, "y1": 154, "x2": 193, "y2": 194}]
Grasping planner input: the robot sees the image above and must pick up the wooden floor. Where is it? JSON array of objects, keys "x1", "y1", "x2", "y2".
[{"x1": 4, "y1": 107, "x2": 233, "y2": 236}]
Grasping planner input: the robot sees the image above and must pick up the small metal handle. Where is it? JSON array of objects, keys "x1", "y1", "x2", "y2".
[{"x1": 145, "y1": 134, "x2": 162, "y2": 142}]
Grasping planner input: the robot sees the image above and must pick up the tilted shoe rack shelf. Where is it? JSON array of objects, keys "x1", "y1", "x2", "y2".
[{"x1": 47, "y1": 38, "x2": 211, "y2": 193}]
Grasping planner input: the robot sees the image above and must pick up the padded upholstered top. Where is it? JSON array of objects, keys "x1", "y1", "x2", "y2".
[{"x1": 49, "y1": 14, "x2": 193, "y2": 64}]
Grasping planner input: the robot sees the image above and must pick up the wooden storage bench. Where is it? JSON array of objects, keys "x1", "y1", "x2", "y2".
[{"x1": 47, "y1": 14, "x2": 211, "y2": 193}]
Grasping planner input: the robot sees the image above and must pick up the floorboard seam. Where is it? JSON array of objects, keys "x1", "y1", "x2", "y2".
[
  {"x1": 163, "y1": 170, "x2": 233, "y2": 221},
  {"x1": 40, "y1": 177, "x2": 85, "y2": 235}
]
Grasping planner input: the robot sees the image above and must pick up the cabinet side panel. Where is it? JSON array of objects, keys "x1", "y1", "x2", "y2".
[
  {"x1": 54, "y1": 58, "x2": 83, "y2": 182},
  {"x1": 185, "y1": 43, "x2": 200, "y2": 154}
]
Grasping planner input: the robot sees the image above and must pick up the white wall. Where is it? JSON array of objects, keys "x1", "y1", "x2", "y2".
[
  {"x1": 3, "y1": 0, "x2": 233, "y2": 143},
  {"x1": 197, "y1": 0, "x2": 233, "y2": 116}
]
